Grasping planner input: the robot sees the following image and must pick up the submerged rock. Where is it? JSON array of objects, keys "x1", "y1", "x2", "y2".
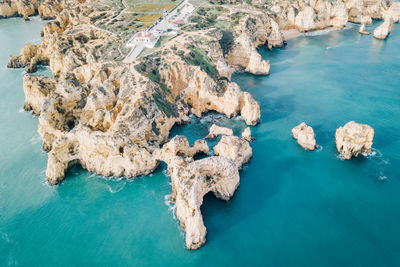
[
  {"x1": 291, "y1": 122, "x2": 317, "y2": 150},
  {"x1": 205, "y1": 124, "x2": 233, "y2": 139},
  {"x1": 335, "y1": 121, "x2": 374, "y2": 159}
]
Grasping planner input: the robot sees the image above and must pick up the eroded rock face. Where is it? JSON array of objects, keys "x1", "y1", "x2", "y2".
[
  {"x1": 23, "y1": 74, "x2": 56, "y2": 115},
  {"x1": 214, "y1": 135, "x2": 253, "y2": 168},
  {"x1": 227, "y1": 13, "x2": 284, "y2": 75},
  {"x1": 335, "y1": 121, "x2": 374, "y2": 159},
  {"x1": 156, "y1": 136, "x2": 241, "y2": 250},
  {"x1": 0, "y1": 0, "x2": 63, "y2": 20},
  {"x1": 291, "y1": 122, "x2": 317, "y2": 150},
  {"x1": 206, "y1": 124, "x2": 233, "y2": 139},
  {"x1": 241, "y1": 127, "x2": 253, "y2": 142},
  {"x1": 245, "y1": 50, "x2": 270, "y2": 75},
  {"x1": 374, "y1": 18, "x2": 393, "y2": 39}
]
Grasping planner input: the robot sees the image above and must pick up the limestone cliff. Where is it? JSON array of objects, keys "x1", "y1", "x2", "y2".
[{"x1": 0, "y1": 0, "x2": 63, "y2": 20}]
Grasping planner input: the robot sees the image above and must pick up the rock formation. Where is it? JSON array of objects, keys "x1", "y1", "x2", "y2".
[
  {"x1": 206, "y1": 124, "x2": 233, "y2": 139},
  {"x1": 291, "y1": 122, "x2": 317, "y2": 150},
  {"x1": 335, "y1": 121, "x2": 374, "y2": 159},
  {"x1": 2, "y1": 0, "x2": 395, "y2": 251},
  {"x1": 214, "y1": 136, "x2": 253, "y2": 168},
  {"x1": 241, "y1": 127, "x2": 253, "y2": 142},
  {"x1": 23, "y1": 74, "x2": 56, "y2": 115},
  {"x1": 374, "y1": 17, "x2": 393, "y2": 39},
  {"x1": 359, "y1": 24, "x2": 370, "y2": 35},
  {"x1": 0, "y1": 0, "x2": 63, "y2": 20},
  {"x1": 155, "y1": 135, "x2": 244, "y2": 249}
]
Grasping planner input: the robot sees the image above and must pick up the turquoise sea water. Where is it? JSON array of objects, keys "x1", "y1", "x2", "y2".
[{"x1": 1, "y1": 17, "x2": 400, "y2": 266}]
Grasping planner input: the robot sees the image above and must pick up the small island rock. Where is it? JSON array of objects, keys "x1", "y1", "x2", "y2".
[
  {"x1": 335, "y1": 121, "x2": 374, "y2": 159},
  {"x1": 241, "y1": 127, "x2": 253, "y2": 142},
  {"x1": 206, "y1": 124, "x2": 233, "y2": 139},
  {"x1": 373, "y1": 18, "x2": 393, "y2": 39},
  {"x1": 291, "y1": 122, "x2": 317, "y2": 150}
]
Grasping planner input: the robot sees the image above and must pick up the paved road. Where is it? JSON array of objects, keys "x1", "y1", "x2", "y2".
[{"x1": 123, "y1": 0, "x2": 192, "y2": 63}]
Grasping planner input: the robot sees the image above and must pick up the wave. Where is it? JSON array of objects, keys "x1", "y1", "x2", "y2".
[
  {"x1": 162, "y1": 169, "x2": 170, "y2": 177},
  {"x1": 164, "y1": 194, "x2": 177, "y2": 217},
  {"x1": 107, "y1": 182, "x2": 126, "y2": 194},
  {"x1": 30, "y1": 134, "x2": 42, "y2": 145},
  {"x1": 200, "y1": 113, "x2": 225, "y2": 124}
]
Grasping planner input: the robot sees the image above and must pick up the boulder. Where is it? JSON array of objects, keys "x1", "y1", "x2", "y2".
[
  {"x1": 335, "y1": 121, "x2": 374, "y2": 159},
  {"x1": 241, "y1": 127, "x2": 253, "y2": 142},
  {"x1": 291, "y1": 122, "x2": 317, "y2": 150},
  {"x1": 205, "y1": 124, "x2": 233, "y2": 139}
]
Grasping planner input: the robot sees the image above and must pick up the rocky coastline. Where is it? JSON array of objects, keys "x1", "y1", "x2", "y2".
[{"x1": 2, "y1": 0, "x2": 398, "y2": 250}]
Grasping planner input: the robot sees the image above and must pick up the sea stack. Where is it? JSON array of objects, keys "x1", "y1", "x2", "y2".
[
  {"x1": 335, "y1": 121, "x2": 374, "y2": 159},
  {"x1": 291, "y1": 122, "x2": 317, "y2": 150},
  {"x1": 359, "y1": 24, "x2": 370, "y2": 35},
  {"x1": 206, "y1": 124, "x2": 233, "y2": 139},
  {"x1": 373, "y1": 18, "x2": 393, "y2": 39}
]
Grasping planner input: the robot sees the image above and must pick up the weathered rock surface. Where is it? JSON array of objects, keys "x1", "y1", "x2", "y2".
[
  {"x1": 0, "y1": 0, "x2": 63, "y2": 19},
  {"x1": 226, "y1": 13, "x2": 284, "y2": 75},
  {"x1": 245, "y1": 50, "x2": 270, "y2": 75},
  {"x1": 374, "y1": 18, "x2": 393, "y2": 39},
  {"x1": 23, "y1": 74, "x2": 56, "y2": 115},
  {"x1": 214, "y1": 135, "x2": 252, "y2": 168},
  {"x1": 359, "y1": 24, "x2": 371, "y2": 35},
  {"x1": 4, "y1": 0, "x2": 394, "y2": 251},
  {"x1": 291, "y1": 122, "x2": 317, "y2": 150},
  {"x1": 206, "y1": 124, "x2": 233, "y2": 139},
  {"x1": 335, "y1": 121, "x2": 374, "y2": 159},
  {"x1": 241, "y1": 127, "x2": 253, "y2": 142},
  {"x1": 156, "y1": 136, "x2": 241, "y2": 249}
]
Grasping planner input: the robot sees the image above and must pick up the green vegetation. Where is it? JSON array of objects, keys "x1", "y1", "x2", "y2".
[
  {"x1": 184, "y1": 6, "x2": 229, "y2": 31},
  {"x1": 182, "y1": 47, "x2": 226, "y2": 95},
  {"x1": 153, "y1": 88, "x2": 179, "y2": 118},
  {"x1": 183, "y1": 47, "x2": 218, "y2": 80},
  {"x1": 134, "y1": 57, "x2": 178, "y2": 118}
]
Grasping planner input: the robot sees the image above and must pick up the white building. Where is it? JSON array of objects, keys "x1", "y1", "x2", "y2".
[{"x1": 127, "y1": 30, "x2": 158, "y2": 48}]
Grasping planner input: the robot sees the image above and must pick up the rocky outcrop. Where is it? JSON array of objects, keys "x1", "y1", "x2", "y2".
[
  {"x1": 205, "y1": 124, "x2": 233, "y2": 139},
  {"x1": 291, "y1": 122, "x2": 317, "y2": 150},
  {"x1": 373, "y1": 18, "x2": 393, "y2": 39},
  {"x1": 160, "y1": 60, "x2": 261, "y2": 126},
  {"x1": 214, "y1": 135, "x2": 252, "y2": 168},
  {"x1": 384, "y1": 2, "x2": 400, "y2": 22},
  {"x1": 245, "y1": 50, "x2": 270, "y2": 75},
  {"x1": 0, "y1": 0, "x2": 37, "y2": 20},
  {"x1": 335, "y1": 121, "x2": 374, "y2": 159},
  {"x1": 359, "y1": 24, "x2": 370, "y2": 35},
  {"x1": 156, "y1": 136, "x2": 241, "y2": 249},
  {"x1": 0, "y1": 0, "x2": 63, "y2": 20},
  {"x1": 241, "y1": 127, "x2": 253, "y2": 142},
  {"x1": 23, "y1": 74, "x2": 56, "y2": 115},
  {"x1": 226, "y1": 14, "x2": 284, "y2": 75}
]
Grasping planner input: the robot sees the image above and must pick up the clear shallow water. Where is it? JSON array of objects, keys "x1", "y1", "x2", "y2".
[{"x1": 1, "y1": 18, "x2": 400, "y2": 266}]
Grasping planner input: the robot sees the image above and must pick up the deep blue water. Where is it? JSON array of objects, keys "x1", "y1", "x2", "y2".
[{"x1": 1, "y1": 18, "x2": 400, "y2": 266}]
